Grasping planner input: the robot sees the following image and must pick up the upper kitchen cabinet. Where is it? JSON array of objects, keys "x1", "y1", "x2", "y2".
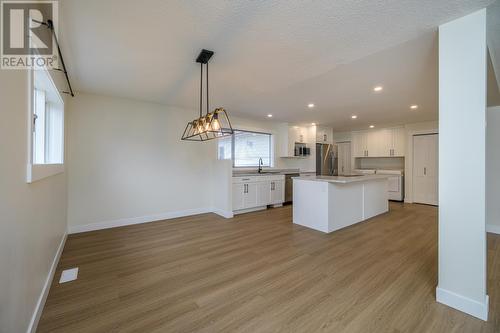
[
  {"x1": 352, "y1": 130, "x2": 378, "y2": 157},
  {"x1": 316, "y1": 126, "x2": 333, "y2": 144},
  {"x1": 278, "y1": 124, "x2": 312, "y2": 157},
  {"x1": 352, "y1": 127, "x2": 406, "y2": 158}
]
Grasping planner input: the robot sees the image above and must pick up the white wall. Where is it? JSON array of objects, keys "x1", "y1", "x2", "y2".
[
  {"x1": 437, "y1": 9, "x2": 488, "y2": 320},
  {"x1": 487, "y1": 107, "x2": 500, "y2": 233},
  {"x1": 0, "y1": 71, "x2": 67, "y2": 332},
  {"x1": 66, "y1": 93, "x2": 216, "y2": 232}
]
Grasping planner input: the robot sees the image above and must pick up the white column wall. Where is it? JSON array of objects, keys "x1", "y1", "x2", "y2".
[{"x1": 437, "y1": 9, "x2": 488, "y2": 320}]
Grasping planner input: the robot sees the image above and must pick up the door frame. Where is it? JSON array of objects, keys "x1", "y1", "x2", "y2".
[{"x1": 405, "y1": 129, "x2": 438, "y2": 203}]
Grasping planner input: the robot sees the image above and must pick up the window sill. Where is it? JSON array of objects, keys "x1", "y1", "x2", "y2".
[{"x1": 26, "y1": 163, "x2": 65, "y2": 183}]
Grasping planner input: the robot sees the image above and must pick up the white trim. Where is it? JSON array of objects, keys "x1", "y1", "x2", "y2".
[
  {"x1": 27, "y1": 163, "x2": 65, "y2": 183},
  {"x1": 212, "y1": 209, "x2": 234, "y2": 219},
  {"x1": 436, "y1": 287, "x2": 489, "y2": 321},
  {"x1": 67, "y1": 208, "x2": 213, "y2": 234},
  {"x1": 27, "y1": 233, "x2": 67, "y2": 333},
  {"x1": 486, "y1": 224, "x2": 500, "y2": 234}
]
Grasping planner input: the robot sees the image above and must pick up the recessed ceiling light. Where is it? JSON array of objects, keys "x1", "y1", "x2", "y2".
[
  {"x1": 369, "y1": 125, "x2": 375, "y2": 128},
  {"x1": 373, "y1": 86, "x2": 383, "y2": 92},
  {"x1": 410, "y1": 105, "x2": 418, "y2": 110},
  {"x1": 307, "y1": 103, "x2": 315, "y2": 108},
  {"x1": 351, "y1": 115, "x2": 358, "y2": 119},
  {"x1": 311, "y1": 122, "x2": 316, "y2": 126},
  {"x1": 293, "y1": 126, "x2": 299, "y2": 129},
  {"x1": 267, "y1": 114, "x2": 273, "y2": 118}
]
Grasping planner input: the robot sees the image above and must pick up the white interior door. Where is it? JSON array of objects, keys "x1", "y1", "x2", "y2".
[{"x1": 413, "y1": 134, "x2": 438, "y2": 205}]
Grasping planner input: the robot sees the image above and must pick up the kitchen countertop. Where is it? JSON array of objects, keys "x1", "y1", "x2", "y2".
[
  {"x1": 292, "y1": 174, "x2": 390, "y2": 184},
  {"x1": 232, "y1": 168, "x2": 301, "y2": 176}
]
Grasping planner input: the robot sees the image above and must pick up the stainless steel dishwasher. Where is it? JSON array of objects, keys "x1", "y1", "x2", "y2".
[{"x1": 285, "y1": 173, "x2": 299, "y2": 203}]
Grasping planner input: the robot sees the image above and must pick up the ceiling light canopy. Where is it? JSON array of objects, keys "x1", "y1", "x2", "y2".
[
  {"x1": 181, "y1": 49, "x2": 233, "y2": 141},
  {"x1": 373, "y1": 86, "x2": 383, "y2": 92}
]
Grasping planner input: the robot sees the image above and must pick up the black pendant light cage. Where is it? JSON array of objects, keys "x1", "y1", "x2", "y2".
[{"x1": 181, "y1": 49, "x2": 234, "y2": 141}]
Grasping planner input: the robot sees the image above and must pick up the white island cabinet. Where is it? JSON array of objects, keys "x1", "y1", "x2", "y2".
[
  {"x1": 232, "y1": 175, "x2": 285, "y2": 214},
  {"x1": 293, "y1": 175, "x2": 389, "y2": 233}
]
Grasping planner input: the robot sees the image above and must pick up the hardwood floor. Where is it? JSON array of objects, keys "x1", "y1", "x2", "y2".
[{"x1": 38, "y1": 203, "x2": 500, "y2": 332}]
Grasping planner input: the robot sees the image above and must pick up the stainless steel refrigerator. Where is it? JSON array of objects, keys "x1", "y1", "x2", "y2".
[{"x1": 316, "y1": 143, "x2": 338, "y2": 176}]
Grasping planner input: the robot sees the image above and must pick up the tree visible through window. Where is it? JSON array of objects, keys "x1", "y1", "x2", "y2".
[{"x1": 217, "y1": 130, "x2": 272, "y2": 167}]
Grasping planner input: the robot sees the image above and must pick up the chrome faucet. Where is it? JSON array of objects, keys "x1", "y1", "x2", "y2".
[{"x1": 258, "y1": 157, "x2": 263, "y2": 173}]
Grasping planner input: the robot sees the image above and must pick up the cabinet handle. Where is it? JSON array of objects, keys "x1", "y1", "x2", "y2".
[
  {"x1": 244, "y1": 184, "x2": 248, "y2": 193},
  {"x1": 242, "y1": 178, "x2": 250, "y2": 181},
  {"x1": 424, "y1": 167, "x2": 427, "y2": 176}
]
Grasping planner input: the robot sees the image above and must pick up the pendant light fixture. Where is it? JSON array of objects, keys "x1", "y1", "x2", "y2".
[{"x1": 181, "y1": 49, "x2": 233, "y2": 141}]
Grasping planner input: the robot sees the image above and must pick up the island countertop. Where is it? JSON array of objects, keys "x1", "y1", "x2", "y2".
[{"x1": 292, "y1": 174, "x2": 389, "y2": 184}]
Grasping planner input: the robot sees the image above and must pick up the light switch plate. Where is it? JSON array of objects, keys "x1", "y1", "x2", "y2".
[{"x1": 59, "y1": 267, "x2": 78, "y2": 283}]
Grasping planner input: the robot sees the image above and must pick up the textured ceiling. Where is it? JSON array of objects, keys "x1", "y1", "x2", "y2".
[{"x1": 60, "y1": 0, "x2": 496, "y2": 130}]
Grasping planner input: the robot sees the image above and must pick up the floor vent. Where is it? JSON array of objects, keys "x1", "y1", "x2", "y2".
[{"x1": 59, "y1": 267, "x2": 79, "y2": 283}]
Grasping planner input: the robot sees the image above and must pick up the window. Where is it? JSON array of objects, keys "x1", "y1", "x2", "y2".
[
  {"x1": 218, "y1": 130, "x2": 272, "y2": 167},
  {"x1": 27, "y1": 68, "x2": 65, "y2": 182}
]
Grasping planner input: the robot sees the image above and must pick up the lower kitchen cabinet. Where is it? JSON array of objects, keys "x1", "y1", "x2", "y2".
[
  {"x1": 232, "y1": 175, "x2": 285, "y2": 214},
  {"x1": 270, "y1": 180, "x2": 284, "y2": 205}
]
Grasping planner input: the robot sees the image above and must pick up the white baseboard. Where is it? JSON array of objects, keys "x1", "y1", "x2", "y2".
[
  {"x1": 67, "y1": 208, "x2": 214, "y2": 234},
  {"x1": 27, "y1": 233, "x2": 67, "y2": 333},
  {"x1": 486, "y1": 224, "x2": 500, "y2": 235},
  {"x1": 436, "y1": 287, "x2": 489, "y2": 321},
  {"x1": 212, "y1": 208, "x2": 234, "y2": 219},
  {"x1": 233, "y1": 206, "x2": 267, "y2": 215}
]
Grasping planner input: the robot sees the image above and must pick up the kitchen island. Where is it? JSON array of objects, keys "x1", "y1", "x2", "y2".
[{"x1": 293, "y1": 175, "x2": 389, "y2": 233}]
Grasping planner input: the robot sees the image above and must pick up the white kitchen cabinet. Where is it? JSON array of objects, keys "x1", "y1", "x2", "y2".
[
  {"x1": 270, "y1": 180, "x2": 285, "y2": 205},
  {"x1": 351, "y1": 127, "x2": 405, "y2": 158},
  {"x1": 278, "y1": 124, "x2": 311, "y2": 157},
  {"x1": 256, "y1": 181, "x2": 271, "y2": 206},
  {"x1": 391, "y1": 127, "x2": 406, "y2": 156},
  {"x1": 232, "y1": 175, "x2": 286, "y2": 213},
  {"x1": 352, "y1": 132, "x2": 367, "y2": 158},
  {"x1": 232, "y1": 183, "x2": 245, "y2": 211},
  {"x1": 316, "y1": 126, "x2": 333, "y2": 144}
]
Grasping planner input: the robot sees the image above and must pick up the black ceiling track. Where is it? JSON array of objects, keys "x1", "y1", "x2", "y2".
[
  {"x1": 32, "y1": 19, "x2": 74, "y2": 97},
  {"x1": 196, "y1": 49, "x2": 214, "y2": 64}
]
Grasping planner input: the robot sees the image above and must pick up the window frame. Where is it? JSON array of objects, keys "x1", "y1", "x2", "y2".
[
  {"x1": 26, "y1": 68, "x2": 65, "y2": 183},
  {"x1": 220, "y1": 129, "x2": 273, "y2": 168}
]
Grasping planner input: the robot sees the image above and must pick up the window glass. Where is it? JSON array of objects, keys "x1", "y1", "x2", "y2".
[
  {"x1": 217, "y1": 130, "x2": 272, "y2": 167},
  {"x1": 32, "y1": 69, "x2": 64, "y2": 165}
]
